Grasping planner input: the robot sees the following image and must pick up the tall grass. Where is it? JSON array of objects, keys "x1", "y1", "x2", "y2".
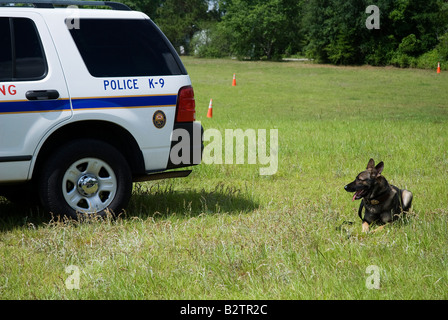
[{"x1": 0, "y1": 58, "x2": 447, "y2": 299}]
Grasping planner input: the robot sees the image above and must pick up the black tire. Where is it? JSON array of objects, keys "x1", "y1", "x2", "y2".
[{"x1": 38, "y1": 139, "x2": 132, "y2": 219}]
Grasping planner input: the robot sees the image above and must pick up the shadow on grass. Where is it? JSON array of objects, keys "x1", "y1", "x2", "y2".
[
  {"x1": 0, "y1": 182, "x2": 259, "y2": 231},
  {"x1": 126, "y1": 182, "x2": 259, "y2": 220},
  {"x1": 0, "y1": 198, "x2": 51, "y2": 232}
]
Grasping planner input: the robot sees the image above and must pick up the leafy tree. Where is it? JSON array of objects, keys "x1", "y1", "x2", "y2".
[
  {"x1": 304, "y1": 0, "x2": 445, "y2": 65},
  {"x1": 119, "y1": 0, "x2": 162, "y2": 18},
  {"x1": 153, "y1": 0, "x2": 209, "y2": 54},
  {"x1": 191, "y1": 22, "x2": 233, "y2": 58},
  {"x1": 303, "y1": 0, "x2": 366, "y2": 64},
  {"x1": 219, "y1": 0, "x2": 302, "y2": 60}
]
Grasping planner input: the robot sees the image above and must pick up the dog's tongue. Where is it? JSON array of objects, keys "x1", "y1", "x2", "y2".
[{"x1": 352, "y1": 190, "x2": 362, "y2": 201}]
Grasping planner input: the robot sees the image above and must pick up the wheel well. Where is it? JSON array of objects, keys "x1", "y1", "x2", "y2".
[{"x1": 32, "y1": 120, "x2": 145, "y2": 180}]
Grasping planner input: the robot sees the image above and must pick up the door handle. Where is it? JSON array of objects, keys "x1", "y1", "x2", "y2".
[{"x1": 26, "y1": 90, "x2": 60, "y2": 101}]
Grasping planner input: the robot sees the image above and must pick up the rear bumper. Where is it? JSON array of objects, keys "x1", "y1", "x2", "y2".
[
  {"x1": 133, "y1": 169, "x2": 192, "y2": 183},
  {"x1": 167, "y1": 121, "x2": 203, "y2": 170},
  {"x1": 132, "y1": 121, "x2": 203, "y2": 182}
]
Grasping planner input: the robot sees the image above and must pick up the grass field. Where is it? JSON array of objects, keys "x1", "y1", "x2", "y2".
[{"x1": 0, "y1": 57, "x2": 447, "y2": 300}]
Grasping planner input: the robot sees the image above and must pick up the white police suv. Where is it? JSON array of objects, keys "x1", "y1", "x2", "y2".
[{"x1": 0, "y1": 0, "x2": 203, "y2": 218}]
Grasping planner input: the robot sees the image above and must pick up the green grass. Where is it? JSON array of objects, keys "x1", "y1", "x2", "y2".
[{"x1": 1, "y1": 58, "x2": 447, "y2": 299}]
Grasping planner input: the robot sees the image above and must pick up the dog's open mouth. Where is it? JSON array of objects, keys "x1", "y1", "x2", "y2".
[{"x1": 352, "y1": 189, "x2": 367, "y2": 201}]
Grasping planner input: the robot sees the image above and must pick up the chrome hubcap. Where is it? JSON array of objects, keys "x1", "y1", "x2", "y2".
[
  {"x1": 62, "y1": 158, "x2": 117, "y2": 214},
  {"x1": 77, "y1": 174, "x2": 99, "y2": 197}
]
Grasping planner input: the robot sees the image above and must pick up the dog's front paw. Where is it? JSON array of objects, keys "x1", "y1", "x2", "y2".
[{"x1": 362, "y1": 221, "x2": 370, "y2": 233}]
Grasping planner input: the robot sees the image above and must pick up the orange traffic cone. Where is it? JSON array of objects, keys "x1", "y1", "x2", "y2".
[
  {"x1": 207, "y1": 99, "x2": 213, "y2": 118},
  {"x1": 232, "y1": 73, "x2": 236, "y2": 86},
  {"x1": 437, "y1": 62, "x2": 441, "y2": 74}
]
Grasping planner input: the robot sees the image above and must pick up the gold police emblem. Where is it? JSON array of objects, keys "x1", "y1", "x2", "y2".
[{"x1": 153, "y1": 110, "x2": 166, "y2": 129}]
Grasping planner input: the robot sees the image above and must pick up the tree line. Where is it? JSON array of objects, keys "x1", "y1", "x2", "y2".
[{"x1": 122, "y1": 0, "x2": 448, "y2": 68}]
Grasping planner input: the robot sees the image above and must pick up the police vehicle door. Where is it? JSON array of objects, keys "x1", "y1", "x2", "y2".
[{"x1": 0, "y1": 12, "x2": 71, "y2": 182}]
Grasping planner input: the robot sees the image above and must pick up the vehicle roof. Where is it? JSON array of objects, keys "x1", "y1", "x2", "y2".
[
  {"x1": 0, "y1": 7, "x2": 148, "y2": 19},
  {"x1": 0, "y1": 1, "x2": 148, "y2": 19},
  {"x1": 0, "y1": 0, "x2": 129, "y2": 9}
]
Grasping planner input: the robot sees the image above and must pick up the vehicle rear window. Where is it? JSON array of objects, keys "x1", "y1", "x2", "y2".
[
  {"x1": 0, "y1": 17, "x2": 47, "y2": 81},
  {"x1": 69, "y1": 19, "x2": 184, "y2": 77}
]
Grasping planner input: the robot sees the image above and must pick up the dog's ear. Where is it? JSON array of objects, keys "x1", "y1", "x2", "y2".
[
  {"x1": 367, "y1": 158, "x2": 375, "y2": 169},
  {"x1": 375, "y1": 161, "x2": 384, "y2": 176}
]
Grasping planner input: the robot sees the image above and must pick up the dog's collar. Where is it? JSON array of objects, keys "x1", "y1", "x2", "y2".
[{"x1": 364, "y1": 188, "x2": 392, "y2": 205}]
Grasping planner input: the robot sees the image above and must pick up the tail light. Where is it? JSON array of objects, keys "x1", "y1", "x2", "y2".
[{"x1": 176, "y1": 86, "x2": 196, "y2": 122}]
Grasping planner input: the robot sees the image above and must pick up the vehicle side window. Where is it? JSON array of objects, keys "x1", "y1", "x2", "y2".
[
  {"x1": 0, "y1": 17, "x2": 47, "y2": 82},
  {"x1": 69, "y1": 19, "x2": 183, "y2": 77},
  {"x1": 0, "y1": 18, "x2": 13, "y2": 81}
]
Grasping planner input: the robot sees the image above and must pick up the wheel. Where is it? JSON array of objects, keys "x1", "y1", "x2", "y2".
[{"x1": 39, "y1": 139, "x2": 132, "y2": 219}]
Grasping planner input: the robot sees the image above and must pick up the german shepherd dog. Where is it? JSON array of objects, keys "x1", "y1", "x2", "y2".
[{"x1": 344, "y1": 159, "x2": 413, "y2": 232}]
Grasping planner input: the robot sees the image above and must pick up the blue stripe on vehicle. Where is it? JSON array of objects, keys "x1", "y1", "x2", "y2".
[
  {"x1": 0, "y1": 95, "x2": 177, "y2": 114},
  {"x1": 0, "y1": 99, "x2": 70, "y2": 114}
]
